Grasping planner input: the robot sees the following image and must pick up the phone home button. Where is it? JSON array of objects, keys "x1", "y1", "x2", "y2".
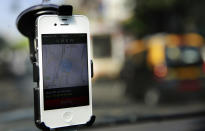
[{"x1": 63, "y1": 112, "x2": 73, "y2": 122}]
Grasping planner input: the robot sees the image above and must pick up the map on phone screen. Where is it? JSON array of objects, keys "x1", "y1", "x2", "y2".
[{"x1": 43, "y1": 44, "x2": 88, "y2": 89}]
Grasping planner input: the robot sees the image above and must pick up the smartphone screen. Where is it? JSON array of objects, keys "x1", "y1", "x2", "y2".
[{"x1": 42, "y1": 34, "x2": 89, "y2": 110}]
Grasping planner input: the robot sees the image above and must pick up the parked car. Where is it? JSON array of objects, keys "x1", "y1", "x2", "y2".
[{"x1": 120, "y1": 33, "x2": 205, "y2": 106}]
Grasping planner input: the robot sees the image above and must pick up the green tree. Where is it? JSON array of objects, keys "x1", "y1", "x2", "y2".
[{"x1": 124, "y1": 0, "x2": 205, "y2": 38}]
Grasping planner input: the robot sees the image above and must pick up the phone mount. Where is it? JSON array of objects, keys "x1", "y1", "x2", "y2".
[{"x1": 16, "y1": 4, "x2": 95, "y2": 131}]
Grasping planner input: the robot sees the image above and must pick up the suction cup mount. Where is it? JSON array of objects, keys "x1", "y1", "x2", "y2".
[{"x1": 16, "y1": 4, "x2": 95, "y2": 131}]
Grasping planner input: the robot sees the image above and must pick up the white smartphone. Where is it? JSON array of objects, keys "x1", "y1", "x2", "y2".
[{"x1": 36, "y1": 15, "x2": 92, "y2": 129}]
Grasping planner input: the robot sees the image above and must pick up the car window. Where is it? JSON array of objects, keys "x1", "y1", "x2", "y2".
[{"x1": 92, "y1": 35, "x2": 112, "y2": 58}]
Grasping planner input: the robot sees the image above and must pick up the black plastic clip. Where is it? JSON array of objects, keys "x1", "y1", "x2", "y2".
[{"x1": 58, "y1": 5, "x2": 73, "y2": 16}]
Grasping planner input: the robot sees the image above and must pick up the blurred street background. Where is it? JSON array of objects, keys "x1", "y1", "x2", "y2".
[{"x1": 0, "y1": 0, "x2": 205, "y2": 130}]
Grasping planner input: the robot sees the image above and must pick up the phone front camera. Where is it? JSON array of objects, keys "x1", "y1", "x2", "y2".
[{"x1": 54, "y1": 23, "x2": 57, "y2": 26}]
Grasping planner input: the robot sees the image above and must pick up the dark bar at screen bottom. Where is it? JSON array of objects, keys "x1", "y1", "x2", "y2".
[{"x1": 44, "y1": 86, "x2": 89, "y2": 110}]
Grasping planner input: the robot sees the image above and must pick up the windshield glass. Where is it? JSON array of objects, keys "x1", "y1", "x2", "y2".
[{"x1": 0, "y1": 0, "x2": 205, "y2": 130}]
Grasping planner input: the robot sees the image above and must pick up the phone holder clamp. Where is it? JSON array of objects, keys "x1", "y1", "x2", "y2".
[{"x1": 16, "y1": 4, "x2": 95, "y2": 131}]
